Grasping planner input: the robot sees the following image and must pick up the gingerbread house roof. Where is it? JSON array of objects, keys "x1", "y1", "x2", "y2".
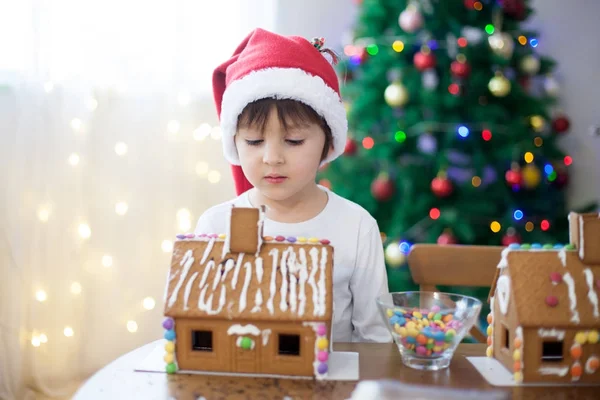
[
  {"x1": 490, "y1": 247, "x2": 600, "y2": 328},
  {"x1": 163, "y1": 207, "x2": 334, "y2": 322}
]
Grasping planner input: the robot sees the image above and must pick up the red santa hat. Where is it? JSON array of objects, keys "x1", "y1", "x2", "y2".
[{"x1": 212, "y1": 28, "x2": 348, "y2": 195}]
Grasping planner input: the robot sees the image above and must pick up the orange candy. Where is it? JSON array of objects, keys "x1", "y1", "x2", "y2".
[
  {"x1": 571, "y1": 363, "x2": 583, "y2": 377},
  {"x1": 514, "y1": 338, "x2": 522, "y2": 349},
  {"x1": 513, "y1": 361, "x2": 522, "y2": 371},
  {"x1": 487, "y1": 336, "x2": 493, "y2": 346},
  {"x1": 264, "y1": 236, "x2": 274, "y2": 241},
  {"x1": 442, "y1": 314, "x2": 453, "y2": 323},
  {"x1": 570, "y1": 344, "x2": 582, "y2": 359},
  {"x1": 416, "y1": 334, "x2": 428, "y2": 345},
  {"x1": 587, "y1": 357, "x2": 600, "y2": 371},
  {"x1": 487, "y1": 314, "x2": 493, "y2": 324}
]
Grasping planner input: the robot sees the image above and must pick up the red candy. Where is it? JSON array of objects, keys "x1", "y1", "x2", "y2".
[
  {"x1": 320, "y1": 239, "x2": 330, "y2": 245},
  {"x1": 545, "y1": 295, "x2": 559, "y2": 307},
  {"x1": 549, "y1": 272, "x2": 562, "y2": 284},
  {"x1": 275, "y1": 235, "x2": 285, "y2": 242}
]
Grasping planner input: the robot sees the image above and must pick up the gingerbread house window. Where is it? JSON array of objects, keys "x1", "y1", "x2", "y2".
[
  {"x1": 541, "y1": 341, "x2": 563, "y2": 362},
  {"x1": 192, "y1": 330, "x2": 213, "y2": 352},
  {"x1": 502, "y1": 325, "x2": 510, "y2": 350},
  {"x1": 278, "y1": 334, "x2": 300, "y2": 356}
]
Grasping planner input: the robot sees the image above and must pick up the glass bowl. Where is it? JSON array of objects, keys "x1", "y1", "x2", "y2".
[{"x1": 376, "y1": 291, "x2": 482, "y2": 371}]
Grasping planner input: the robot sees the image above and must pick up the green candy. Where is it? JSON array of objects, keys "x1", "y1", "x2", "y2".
[
  {"x1": 445, "y1": 331, "x2": 455, "y2": 342},
  {"x1": 166, "y1": 363, "x2": 177, "y2": 374},
  {"x1": 241, "y1": 336, "x2": 253, "y2": 350},
  {"x1": 433, "y1": 313, "x2": 442, "y2": 321},
  {"x1": 426, "y1": 342, "x2": 435, "y2": 350},
  {"x1": 520, "y1": 244, "x2": 531, "y2": 250},
  {"x1": 543, "y1": 244, "x2": 553, "y2": 249},
  {"x1": 565, "y1": 244, "x2": 576, "y2": 250}
]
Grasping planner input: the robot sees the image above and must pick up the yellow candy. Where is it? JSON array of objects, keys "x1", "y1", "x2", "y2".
[
  {"x1": 437, "y1": 322, "x2": 445, "y2": 330},
  {"x1": 487, "y1": 326, "x2": 493, "y2": 336},
  {"x1": 422, "y1": 319, "x2": 430, "y2": 327},
  {"x1": 513, "y1": 350, "x2": 521, "y2": 361},
  {"x1": 434, "y1": 346, "x2": 443, "y2": 352},
  {"x1": 308, "y1": 237, "x2": 319, "y2": 243},
  {"x1": 317, "y1": 338, "x2": 329, "y2": 350},
  {"x1": 588, "y1": 330, "x2": 599, "y2": 344},
  {"x1": 513, "y1": 372, "x2": 523, "y2": 382},
  {"x1": 387, "y1": 309, "x2": 394, "y2": 318},
  {"x1": 297, "y1": 237, "x2": 307, "y2": 243},
  {"x1": 428, "y1": 338, "x2": 434, "y2": 344},
  {"x1": 407, "y1": 328, "x2": 419, "y2": 337},
  {"x1": 428, "y1": 312, "x2": 434, "y2": 319},
  {"x1": 443, "y1": 343, "x2": 450, "y2": 349},
  {"x1": 575, "y1": 331, "x2": 588, "y2": 345},
  {"x1": 397, "y1": 327, "x2": 407, "y2": 336},
  {"x1": 486, "y1": 347, "x2": 493, "y2": 357},
  {"x1": 413, "y1": 311, "x2": 422, "y2": 319},
  {"x1": 165, "y1": 341, "x2": 175, "y2": 353},
  {"x1": 396, "y1": 308, "x2": 406, "y2": 314},
  {"x1": 164, "y1": 353, "x2": 174, "y2": 364},
  {"x1": 406, "y1": 321, "x2": 416, "y2": 330},
  {"x1": 218, "y1": 233, "x2": 226, "y2": 239}
]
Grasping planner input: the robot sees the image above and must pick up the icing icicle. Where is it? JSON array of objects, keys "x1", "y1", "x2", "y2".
[
  {"x1": 267, "y1": 248, "x2": 279, "y2": 315},
  {"x1": 298, "y1": 248, "x2": 309, "y2": 316},
  {"x1": 255, "y1": 257, "x2": 263, "y2": 283},
  {"x1": 308, "y1": 247, "x2": 320, "y2": 316},
  {"x1": 318, "y1": 247, "x2": 328, "y2": 316},
  {"x1": 251, "y1": 289, "x2": 262, "y2": 313},
  {"x1": 198, "y1": 260, "x2": 215, "y2": 290},
  {"x1": 212, "y1": 263, "x2": 223, "y2": 290},
  {"x1": 583, "y1": 268, "x2": 599, "y2": 318},
  {"x1": 221, "y1": 258, "x2": 235, "y2": 282},
  {"x1": 563, "y1": 272, "x2": 580, "y2": 324},
  {"x1": 279, "y1": 248, "x2": 291, "y2": 312},
  {"x1": 200, "y1": 238, "x2": 216, "y2": 264},
  {"x1": 168, "y1": 250, "x2": 194, "y2": 308}
]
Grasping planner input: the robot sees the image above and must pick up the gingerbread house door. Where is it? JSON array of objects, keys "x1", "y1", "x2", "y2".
[{"x1": 231, "y1": 334, "x2": 260, "y2": 373}]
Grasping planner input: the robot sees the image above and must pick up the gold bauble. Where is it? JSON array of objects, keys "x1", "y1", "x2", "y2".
[
  {"x1": 522, "y1": 164, "x2": 542, "y2": 189},
  {"x1": 488, "y1": 73, "x2": 511, "y2": 97},
  {"x1": 520, "y1": 55, "x2": 540, "y2": 75},
  {"x1": 384, "y1": 82, "x2": 409, "y2": 107},
  {"x1": 529, "y1": 115, "x2": 546, "y2": 132},
  {"x1": 384, "y1": 242, "x2": 406, "y2": 267},
  {"x1": 488, "y1": 32, "x2": 514, "y2": 59}
]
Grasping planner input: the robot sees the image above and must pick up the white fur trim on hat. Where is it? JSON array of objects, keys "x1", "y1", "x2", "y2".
[{"x1": 220, "y1": 67, "x2": 348, "y2": 166}]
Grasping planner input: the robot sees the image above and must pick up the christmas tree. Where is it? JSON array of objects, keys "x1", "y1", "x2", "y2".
[{"x1": 318, "y1": 0, "x2": 596, "y2": 297}]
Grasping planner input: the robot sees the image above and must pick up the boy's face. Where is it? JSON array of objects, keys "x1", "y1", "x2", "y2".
[{"x1": 235, "y1": 107, "x2": 329, "y2": 202}]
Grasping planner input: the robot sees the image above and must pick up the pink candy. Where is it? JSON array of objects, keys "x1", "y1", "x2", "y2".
[
  {"x1": 416, "y1": 346, "x2": 428, "y2": 356},
  {"x1": 317, "y1": 351, "x2": 328, "y2": 362},
  {"x1": 316, "y1": 324, "x2": 327, "y2": 336}
]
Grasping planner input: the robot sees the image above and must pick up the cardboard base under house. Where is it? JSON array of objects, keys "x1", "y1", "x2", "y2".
[
  {"x1": 134, "y1": 340, "x2": 359, "y2": 381},
  {"x1": 467, "y1": 357, "x2": 600, "y2": 387}
]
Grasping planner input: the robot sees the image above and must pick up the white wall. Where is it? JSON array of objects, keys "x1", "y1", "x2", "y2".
[{"x1": 275, "y1": 0, "x2": 599, "y2": 209}]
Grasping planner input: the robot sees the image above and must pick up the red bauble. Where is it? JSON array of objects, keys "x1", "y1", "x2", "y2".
[
  {"x1": 554, "y1": 168, "x2": 569, "y2": 188},
  {"x1": 501, "y1": 0, "x2": 526, "y2": 20},
  {"x1": 431, "y1": 176, "x2": 453, "y2": 197},
  {"x1": 414, "y1": 51, "x2": 436, "y2": 71},
  {"x1": 344, "y1": 138, "x2": 358, "y2": 155},
  {"x1": 552, "y1": 116, "x2": 571, "y2": 133},
  {"x1": 505, "y1": 169, "x2": 522, "y2": 186},
  {"x1": 437, "y1": 231, "x2": 458, "y2": 245},
  {"x1": 450, "y1": 60, "x2": 471, "y2": 78},
  {"x1": 518, "y1": 77, "x2": 530, "y2": 90},
  {"x1": 464, "y1": 0, "x2": 476, "y2": 9},
  {"x1": 371, "y1": 176, "x2": 395, "y2": 201},
  {"x1": 502, "y1": 232, "x2": 521, "y2": 246}
]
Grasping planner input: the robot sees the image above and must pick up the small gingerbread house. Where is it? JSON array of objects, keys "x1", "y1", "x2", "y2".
[
  {"x1": 487, "y1": 212, "x2": 600, "y2": 384},
  {"x1": 162, "y1": 206, "x2": 334, "y2": 379}
]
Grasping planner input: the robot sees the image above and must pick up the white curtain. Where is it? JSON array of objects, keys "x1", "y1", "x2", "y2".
[{"x1": 0, "y1": 1, "x2": 276, "y2": 399}]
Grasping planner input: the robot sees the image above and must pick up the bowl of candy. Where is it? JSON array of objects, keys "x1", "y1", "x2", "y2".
[{"x1": 376, "y1": 291, "x2": 482, "y2": 371}]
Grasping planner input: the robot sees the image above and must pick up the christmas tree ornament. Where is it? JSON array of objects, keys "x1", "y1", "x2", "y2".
[
  {"x1": 501, "y1": 0, "x2": 526, "y2": 20},
  {"x1": 398, "y1": 4, "x2": 423, "y2": 33},
  {"x1": 450, "y1": 58, "x2": 471, "y2": 78},
  {"x1": 417, "y1": 133, "x2": 437, "y2": 154},
  {"x1": 463, "y1": 0, "x2": 476, "y2": 9},
  {"x1": 488, "y1": 32, "x2": 514, "y2": 59},
  {"x1": 431, "y1": 174, "x2": 453, "y2": 197},
  {"x1": 544, "y1": 75, "x2": 560, "y2": 97},
  {"x1": 421, "y1": 69, "x2": 439, "y2": 89},
  {"x1": 384, "y1": 242, "x2": 406, "y2": 267},
  {"x1": 344, "y1": 138, "x2": 358, "y2": 155},
  {"x1": 521, "y1": 164, "x2": 542, "y2": 189},
  {"x1": 488, "y1": 72, "x2": 511, "y2": 97},
  {"x1": 502, "y1": 228, "x2": 521, "y2": 246},
  {"x1": 552, "y1": 115, "x2": 571, "y2": 133},
  {"x1": 414, "y1": 47, "x2": 436, "y2": 71},
  {"x1": 461, "y1": 26, "x2": 484, "y2": 44},
  {"x1": 371, "y1": 174, "x2": 395, "y2": 201},
  {"x1": 520, "y1": 55, "x2": 540, "y2": 75},
  {"x1": 505, "y1": 164, "x2": 522, "y2": 186},
  {"x1": 437, "y1": 230, "x2": 458, "y2": 245},
  {"x1": 553, "y1": 165, "x2": 569, "y2": 188},
  {"x1": 529, "y1": 115, "x2": 546, "y2": 132},
  {"x1": 384, "y1": 82, "x2": 409, "y2": 107}
]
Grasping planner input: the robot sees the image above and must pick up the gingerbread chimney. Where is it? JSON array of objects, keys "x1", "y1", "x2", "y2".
[
  {"x1": 568, "y1": 211, "x2": 600, "y2": 264},
  {"x1": 227, "y1": 206, "x2": 266, "y2": 254}
]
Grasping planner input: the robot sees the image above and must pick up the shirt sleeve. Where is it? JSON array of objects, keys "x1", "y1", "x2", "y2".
[{"x1": 349, "y1": 220, "x2": 393, "y2": 343}]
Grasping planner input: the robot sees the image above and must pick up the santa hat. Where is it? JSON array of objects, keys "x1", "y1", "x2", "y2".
[{"x1": 212, "y1": 28, "x2": 348, "y2": 195}]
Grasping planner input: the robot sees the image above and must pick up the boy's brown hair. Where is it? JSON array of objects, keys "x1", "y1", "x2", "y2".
[{"x1": 237, "y1": 98, "x2": 333, "y2": 162}]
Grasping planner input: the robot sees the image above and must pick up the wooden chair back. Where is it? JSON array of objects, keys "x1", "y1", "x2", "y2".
[{"x1": 407, "y1": 244, "x2": 503, "y2": 342}]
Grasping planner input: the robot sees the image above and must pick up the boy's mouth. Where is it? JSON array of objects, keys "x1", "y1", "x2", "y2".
[{"x1": 264, "y1": 174, "x2": 287, "y2": 183}]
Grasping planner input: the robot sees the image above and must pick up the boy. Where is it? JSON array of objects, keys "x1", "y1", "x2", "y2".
[{"x1": 195, "y1": 28, "x2": 391, "y2": 343}]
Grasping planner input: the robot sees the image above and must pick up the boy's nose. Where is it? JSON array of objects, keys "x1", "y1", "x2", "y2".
[{"x1": 262, "y1": 142, "x2": 285, "y2": 165}]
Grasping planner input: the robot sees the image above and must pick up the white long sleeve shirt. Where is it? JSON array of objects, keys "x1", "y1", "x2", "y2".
[{"x1": 194, "y1": 186, "x2": 392, "y2": 343}]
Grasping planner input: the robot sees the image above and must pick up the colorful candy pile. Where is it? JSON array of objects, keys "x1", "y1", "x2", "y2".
[{"x1": 386, "y1": 305, "x2": 463, "y2": 357}]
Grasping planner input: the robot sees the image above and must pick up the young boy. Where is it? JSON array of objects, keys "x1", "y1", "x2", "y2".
[{"x1": 195, "y1": 28, "x2": 391, "y2": 343}]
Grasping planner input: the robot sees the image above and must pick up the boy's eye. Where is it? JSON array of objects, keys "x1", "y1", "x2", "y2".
[
  {"x1": 245, "y1": 139, "x2": 263, "y2": 146},
  {"x1": 286, "y1": 139, "x2": 304, "y2": 146}
]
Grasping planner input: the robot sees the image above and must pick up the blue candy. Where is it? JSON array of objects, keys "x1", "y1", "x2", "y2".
[
  {"x1": 531, "y1": 243, "x2": 542, "y2": 249},
  {"x1": 407, "y1": 336, "x2": 417, "y2": 344},
  {"x1": 508, "y1": 243, "x2": 520, "y2": 249},
  {"x1": 389, "y1": 315, "x2": 406, "y2": 326},
  {"x1": 164, "y1": 329, "x2": 176, "y2": 341}
]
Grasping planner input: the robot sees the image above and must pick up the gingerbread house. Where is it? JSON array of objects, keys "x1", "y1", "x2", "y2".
[
  {"x1": 487, "y1": 212, "x2": 600, "y2": 384},
  {"x1": 162, "y1": 206, "x2": 334, "y2": 379}
]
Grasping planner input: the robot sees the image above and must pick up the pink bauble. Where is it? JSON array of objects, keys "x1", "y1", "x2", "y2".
[{"x1": 398, "y1": 7, "x2": 423, "y2": 33}]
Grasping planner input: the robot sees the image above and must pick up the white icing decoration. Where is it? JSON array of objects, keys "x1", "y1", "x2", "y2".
[
  {"x1": 169, "y1": 269, "x2": 180, "y2": 282},
  {"x1": 585, "y1": 357, "x2": 599, "y2": 374},
  {"x1": 298, "y1": 248, "x2": 309, "y2": 317},
  {"x1": 236, "y1": 337, "x2": 242, "y2": 347},
  {"x1": 239, "y1": 262, "x2": 252, "y2": 312},
  {"x1": 200, "y1": 238, "x2": 216, "y2": 265},
  {"x1": 563, "y1": 272, "x2": 580, "y2": 324},
  {"x1": 579, "y1": 215, "x2": 585, "y2": 260},
  {"x1": 538, "y1": 367, "x2": 569, "y2": 376},
  {"x1": 205, "y1": 292, "x2": 215, "y2": 313},
  {"x1": 167, "y1": 250, "x2": 194, "y2": 308},
  {"x1": 537, "y1": 328, "x2": 566, "y2": 341},
  {"x1": 279, "y1": 248, "x2": 292, "y2": 312},
  {"x1": 197, "y1": 286, "x2": 208, "y2": 311},
  {"x1": 558, "y1": 248, "x2": 568, "y2": 268},
  {"x1": 496, "y1": 275, "x2": 510, "y2": 315},
  {"x1": 308, "y1": 247, "x2": 320, "y2": 316},
  {"x1": 212, "y1": 263, "x2": 223, "y2": 290},
  {"x1": 267, "y1": 248, "x2": 279, "y2": 315},
  {"x1": 251, "y1": 289, "x2": 262, "y2": 313},
  {"x1": 227, "y1": 324, "x2": 260, "y2": 336},
  {"x1": 255, "y1": 257, "x2": 263, "y2": 283},
  {"x1": 221, "y1": 258, "x2": 235, "y2": 282},
  {"x1": 198, "y1": 260, "x2": 214, "y2": 290},
  {"x1": 208, "y1": 285, "x2": 227, "y2": 315},
  {"x1": 231, "y1": 253, "x2": 244, "y2": 289},
  {"x1": 255, "y1": 206, "x2": 265, "y2": 256},
  {"x1": 303, "y1": 322, "x2": 329, "y2": 379},
  {"x1": 497, "y1": 247, "x2": 511, "y2": 269},
  {"x1": 318, "y1": 248, "x2": 328, "y2": 316},
  {"x1": 290, "y1": 271, "x2": 298, "y2": 313},
  {"x1": 180, "y1": 249, "x2": 193, "y2": 266},
  {"x1": 262, "y1": 329, "x2": 271, "y2": 346},
  {"x1": 583, "y1": 268, "x2": 599, "y2": 318},
  {"x1": 183, "y1": 271, "x2": 199, "y2": 310}
]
